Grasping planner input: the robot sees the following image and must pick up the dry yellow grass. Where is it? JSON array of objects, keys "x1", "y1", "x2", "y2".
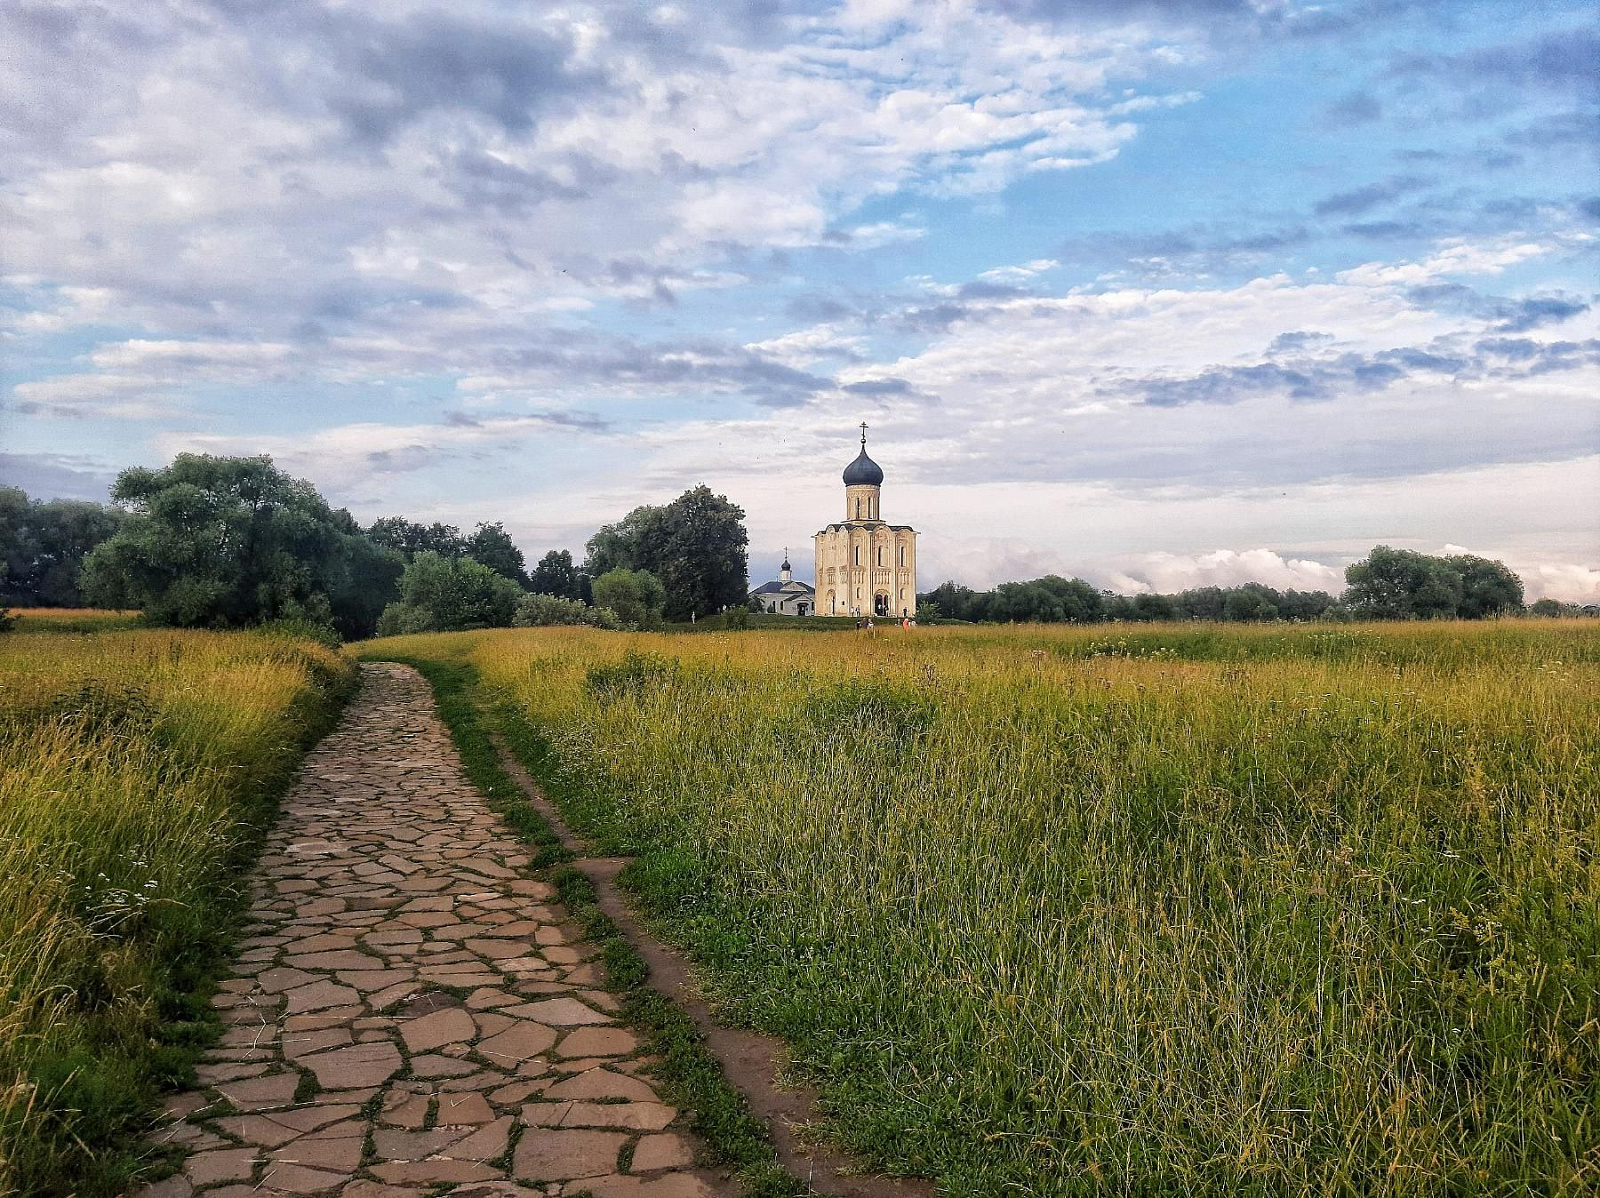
[{"x1": 0, "y1": 627, "x2": 352, "y2": 1195}]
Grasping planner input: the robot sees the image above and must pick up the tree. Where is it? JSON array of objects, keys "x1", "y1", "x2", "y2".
[
  {"x1": 1530, "y1": 598, "x2": 1562, "y2": 617},
  {"x1": 465, "y1": 522, "x2": 526, "y2": 583},
  {"x1": 585, "y1": 506, "x2": 667, "y2": 578},
  {"x1": 529, "y1": 549, "x2": 585, "y2": 600},
  {"x1": 325, "y1": 533, "x2": 406, "y2": 641},
  {"x1": 1345, "y1": 545, "x2": 1522, "y2": 620},
  {"x1": 367, "y1": 516, "x2": 466, "y2": 559},
  {"x1": 0, "y1": 486, "x2": 124, "y2": 607},
  {"x1": 1450, "y1": 554, "x2": 1524, "y2": 618},
  {"x1": 584, "y1": 486, "x2": 747, "y2": 621},
  {"x1": 921, "y1": 581, "x2": 981, "y2": 622},
  {"x1": 1222, "y1": 584, "x2": 1278, "y2": 622},
  {"x1": 1129, "y1": 592, "x2": 1176, "y2": 622},
  {"x1": 1277, "y1": 589, "x2": 1335, "y2": 621},
  {"x1": 591, "y1": 568, "x2": 666, "y2": 629},
  {"x1": 988, "y1": 575, "x2": 1105, "y2": 623},
  {"x1": 375, "y1": 551, "x2": 522, "y2": 635},
  {"x1": 81, "y1": 455, "x2": 367, "y2": 630}
]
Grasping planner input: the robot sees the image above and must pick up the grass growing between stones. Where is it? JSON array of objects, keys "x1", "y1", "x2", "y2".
[
  {"x1": 363, "y1": 620, "x2": 1600, "y2": 1196},
  {"x1": 0, "y1": 625, "x2": 354, "y2": 1196},
  {"x1": 360, "y1": 641, "x2": 806, "y2": 1195}
]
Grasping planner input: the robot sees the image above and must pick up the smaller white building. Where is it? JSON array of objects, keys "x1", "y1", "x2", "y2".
[{"x1": 749, "y1": 551, "x2": 816, "y2": 616}]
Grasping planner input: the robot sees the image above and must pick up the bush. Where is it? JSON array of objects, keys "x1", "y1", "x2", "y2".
[
  {"x1": 513, "y1": 593, "x2": 621, "y2": 629},
  {"x1": 376, "y1": 551, "x2": 522, "y2": 635},
  {"x1": 253, "y1": 615, "x2": 343, "y2": 649},
  {"x1": 591, "y1": 568, "x2": 666, "y2": 630}
]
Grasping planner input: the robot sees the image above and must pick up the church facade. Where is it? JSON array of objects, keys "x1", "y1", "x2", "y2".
[{"x1": 813, "y1": 425, "x2": 917, "y2": 617}]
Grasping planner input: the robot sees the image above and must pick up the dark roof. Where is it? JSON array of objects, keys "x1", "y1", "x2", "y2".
[
  {"x1": 842, "y1": 446, "x2": 884, "y2": 486},
  {"x1": 749, "y1": 579, "x2": 815, "y2": 596},
  {"x1": 815, "y1": 522, "x2": 914, "y2": 533}
]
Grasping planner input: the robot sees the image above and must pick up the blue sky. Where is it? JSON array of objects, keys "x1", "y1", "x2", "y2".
[{"x1": 2, "y1": 0, "x2": 1595, "y2": 599}]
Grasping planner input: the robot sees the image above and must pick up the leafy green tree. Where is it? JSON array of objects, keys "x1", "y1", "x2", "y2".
[
  {"x1": 0, "y1": 488, "x2": 37, "y2": 605},
  {"x1": 990, "y1": 575, "x2": 1104, "y2": 622},
  {"x1": 1277, "y1": 589, "x2": 1335, "y2": 621},
  {"x1": 585, "y1": 506, "x2": 667, "y2": 578},
  {"x1": 1222, "y1": 585, "x2": 1279, "y2": 622},
  {"x1": 325, "y1": 533, "x2": 405, "y2": 640},
  {"x1": 529, "y1": 549, "x2": 585, "y2": 599},
  {"x1": 1529, "y1": 598, "x2": 1562, "y2": 617},
  {"x1": 80, "y1": 455, "x2": 361, "y2": 630},
  {"x1": 591, "y1": 568, "x2": 666, "y2": 629},
  {"x1": 0, "y1": 486, "x2": 124, "y2": 607},
  {"x1": 1129, "y1": 592, "x2": 1176, "y2": 622},
  {"x1": 367, "y1": 516, "x2": 467, "y2": 559},
  {"x1": 1449, "y1": 553, "x2": 1524, "y2": 618},
  {"x1": 921, "y1": 580, "x2": 981, "y2": 621},
  {"x1": 1344, "y1": 545, "x2": 1522, "y2": 619},
  {"x1": 585, "y1": 486, "x2": 747, "y2": 620},
  {"x1": 465, "y1": 522, "x2": 526, "y2": 583},
  {"x1": 375, "y1": 551, "x2": 522, "y2": 635},
  {"x1": 1174, "y1": 586, "x2": 1228, "y2": 620}
]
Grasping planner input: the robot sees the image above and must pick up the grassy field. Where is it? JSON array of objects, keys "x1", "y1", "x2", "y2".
[
  {"x1": 0, "y1": 624, "x2": 353, "y2": 1196},
  {"x1": 362, "y1": 620, "x2": 1600, "y2": 1196}
]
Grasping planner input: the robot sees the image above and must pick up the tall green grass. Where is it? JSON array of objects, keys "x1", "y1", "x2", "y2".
[
  {"x1": 369, "y1": 621, "x2": 1600, "y2": 1195},
  {"x1": 0, "y1": 627, "x2": 353, "y2": 1196}
]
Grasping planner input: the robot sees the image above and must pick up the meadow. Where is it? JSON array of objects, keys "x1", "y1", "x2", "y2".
[
  {"x1": 0, "y1": 617, "x2": 353, "y2": 1195},
  {"x1": 365, "y1": 620, "x2": 1600, "y2": 1197}
]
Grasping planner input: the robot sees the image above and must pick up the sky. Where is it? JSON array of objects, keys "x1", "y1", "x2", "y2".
[{"x1": 2, "y1": 0, "x2": 1596, "y2": 600}]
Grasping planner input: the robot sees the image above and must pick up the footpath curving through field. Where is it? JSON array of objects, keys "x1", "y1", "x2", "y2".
[{"x1": 138, "y1": 662, "x2": 721, "y2": 1198}]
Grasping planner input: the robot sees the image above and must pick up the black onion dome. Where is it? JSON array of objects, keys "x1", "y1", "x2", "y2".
[
  {"x1": 781, "y1": 555, "x2": 792, "y2": 571},
  {"x1": 842, "y1": 447, "x2": 884, "y2": 486}
]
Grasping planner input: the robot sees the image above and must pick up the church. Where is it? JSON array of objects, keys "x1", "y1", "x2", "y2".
[
  {"x1": 814, "y1": 425, "x2": 917, "y2": 617},
  {"x1": 748, "y1": 425, "x2": 918, "y2": 618},
  {"x1": 748, "y1": 550, "x2": 814, "y2": 616}
]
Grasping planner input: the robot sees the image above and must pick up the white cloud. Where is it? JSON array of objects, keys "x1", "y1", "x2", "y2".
[
  {"x1": 1531, "y1": 563, "x2": 1600, "y2": 604},
  {"x1": 1334, "y1": 238, "x2": 1551, "y2": 286},
  {"x1": 979, "y1": 258, "x2": 1060, "y2": 283},
  {"x1": 1103, "y1": 548, "x2": 1344, "y2": 595}
]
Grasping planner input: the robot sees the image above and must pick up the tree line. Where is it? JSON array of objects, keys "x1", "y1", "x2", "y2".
[
  {"x1": 0, "y1": 455, "x2": 752, "y2": 638},
  {"x1": 3, "y1": 454, "x2": 1588, "y2": 636},
  {"x1": 919, "y1": 546, "x2": 1541, "y2": 624}
]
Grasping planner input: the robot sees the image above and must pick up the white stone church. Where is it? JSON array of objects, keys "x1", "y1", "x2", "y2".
[{"x1": 748, "y1": 425, "x2": 918, "y2": 618}]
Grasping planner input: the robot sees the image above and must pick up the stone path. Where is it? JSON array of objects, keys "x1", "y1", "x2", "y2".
[{"x1": 139, "y1": 662, "x2": 720, "y2": 1198}]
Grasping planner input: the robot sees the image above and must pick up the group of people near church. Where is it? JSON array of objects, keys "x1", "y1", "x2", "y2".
[{"x1": 854, "y1": 615, "x2": 916, "y2": 632}]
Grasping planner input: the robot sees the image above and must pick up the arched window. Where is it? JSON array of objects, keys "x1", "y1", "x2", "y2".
[
  {"x1": 855, "y1": 497, "x2": 861, "y2": 519},
  {"x1": 854, "y1": 545, "x2": 860, "y2": 566},
  {"x1": 898, "y1": 545, "x2": 906, "y2": 567},
  {"x1": 877, "y1": 546, "x2": 885, "y2": 567}
]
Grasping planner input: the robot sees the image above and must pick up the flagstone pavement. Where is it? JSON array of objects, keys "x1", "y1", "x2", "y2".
[{"x1": 137, "y1": 662, "x2": 722, "y2": 1198}]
